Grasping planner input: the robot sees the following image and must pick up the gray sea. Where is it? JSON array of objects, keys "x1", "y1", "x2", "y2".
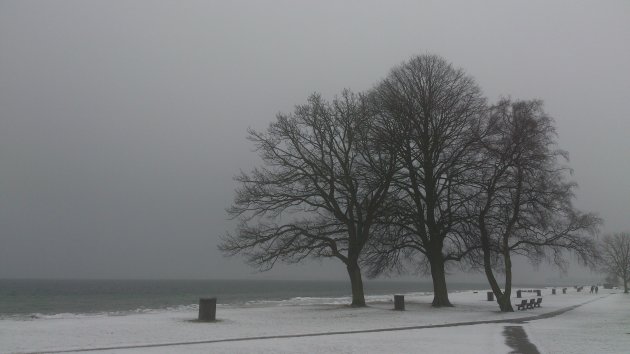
[{"x1": 0, "y1": 279, "x2": 496, "y2": 319}]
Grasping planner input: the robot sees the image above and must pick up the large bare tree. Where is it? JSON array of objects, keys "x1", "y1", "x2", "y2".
[
  {"x1": 219, "y1": 90, "x2": 397, "y2": 307},
  {"x1": 599, "y1": 232, "x2": 630, "y2": 293},
  {"x1": 368, "y1": 54, "x2": 486, "y2": 307},
  {"x1": 468, "y1": 98, "x2": 600, "y2": 311}
]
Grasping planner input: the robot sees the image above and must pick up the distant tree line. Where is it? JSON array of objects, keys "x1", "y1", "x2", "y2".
[
  {"x1": 220, "y1": 54, "x2": 602, "y2": 312},
  {"x1": 599, "y1": 232, "x2": 630, "y2": 293}
]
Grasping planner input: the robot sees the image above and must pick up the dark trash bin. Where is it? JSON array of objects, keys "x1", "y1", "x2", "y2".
[
  {"x1": 394, "y1": 295, "x2": 405, "y2": 311},
  {"x1": 198, "y1": 297, "x2": 217, "y2": 321}
]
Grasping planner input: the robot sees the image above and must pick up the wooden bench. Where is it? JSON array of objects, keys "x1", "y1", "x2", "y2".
[
  {"x1": 526, "y1": 298, "x2": 537, "y2": 309},
  {"x1": 515, "y1": 297, "x2": 542, "y2": 310},
  {"x1": 515, "y1": 299, "x2": 528, "y2": 310}
]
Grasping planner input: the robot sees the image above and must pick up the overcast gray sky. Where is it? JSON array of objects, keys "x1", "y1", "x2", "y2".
[{"x1": 1, "y1": 0, "x2": 628, "y2": 283}]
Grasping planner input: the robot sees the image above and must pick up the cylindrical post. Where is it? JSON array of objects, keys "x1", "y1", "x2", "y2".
[
  {"x1": 198, "y1": 297, "x2": 217, "y2": 321},
  {"x1": 552, "y1": 288, "x2": 556, "y2": 295},
  {"x1": 516, "y1": 290, "x2": 522, "y2": 298},
  {"x1": 536, "y1": 290, "x2": 541, "y2": 296},
  {"x1": 394, "y1": 295, "x2": 405, "y2": 311},
  {"x1": 487, "y1": 291, "x2": 494, "y2": 301}
]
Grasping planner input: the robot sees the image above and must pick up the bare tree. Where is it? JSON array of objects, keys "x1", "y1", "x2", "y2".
[
  {"x1": 467, "y1": 98, "x2": 600, "y2": 311},
  {"x1": 219, "y1": 90, "x2": 397, "y2": 307},
  {"x1": 600, "y1": 232, "x2": 630, "y2": 293},
  {"x1": 368, "y1": 54, "x2": 486, "y2": 307}
]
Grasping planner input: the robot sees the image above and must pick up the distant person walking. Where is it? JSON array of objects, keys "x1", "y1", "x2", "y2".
[
  {"x1": 590, "y1": 286, "x2": 594, "y2": 293},
  {"x1": 595, "y1": 286, "x2": 599, "y2": 294}
]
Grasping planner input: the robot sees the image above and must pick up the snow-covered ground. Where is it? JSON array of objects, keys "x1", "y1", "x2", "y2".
[
  {"x1": 525, "y1": 291, "x2": 629, "y2": 354},
  {"x1": 1, "y1": 288, "x2": 627, "y2": 353}
]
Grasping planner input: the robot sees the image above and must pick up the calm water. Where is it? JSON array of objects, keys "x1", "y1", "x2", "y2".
[{"x1": 0, "y1": 279, "x2": 492, "y2": 318}]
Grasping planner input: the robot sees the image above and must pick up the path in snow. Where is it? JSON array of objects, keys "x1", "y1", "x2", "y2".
[{"x1": 503, "y1": 326, "x2": 540, "y2": 354}]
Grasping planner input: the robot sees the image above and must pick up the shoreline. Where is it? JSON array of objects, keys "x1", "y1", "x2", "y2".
[
  {"x1": 2, "y1": 288, "x2": 626, "y2": 353},
  {"x1": 1, "y1": 279, "x2": 586, "y2": 319}
]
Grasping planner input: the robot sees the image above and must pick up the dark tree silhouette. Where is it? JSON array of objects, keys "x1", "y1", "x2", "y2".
[
  {"x1": 367, "y1": 54, "x2": 486, "y2": 307},
  {"x1": 219, "y1": 90, "x2": 397, "y2": 307},
  {"x1": 599, "y1": 232, "x2": 630, "y2": 293},
  {"x1": 467, "y1": 98, "x2": 600, "y2": 311}
]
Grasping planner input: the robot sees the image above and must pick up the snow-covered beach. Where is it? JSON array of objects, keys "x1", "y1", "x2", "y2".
[{"x1": 2, "y1": 288, "x2": 627, "y2": 353}]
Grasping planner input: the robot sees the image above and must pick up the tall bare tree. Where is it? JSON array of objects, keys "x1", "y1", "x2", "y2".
[
  {"x1": 368, "y1": 54, "x2": 486, "y2": 307},
  {"x1": 600, "y1": 232, "x2": 630, "y2": 293},
  {"x1": 468, "y1": 98, "x2": 600, "y2": 311},
  {"x1": 219, "y1": 90, "x2": 397, "y2": 307}
]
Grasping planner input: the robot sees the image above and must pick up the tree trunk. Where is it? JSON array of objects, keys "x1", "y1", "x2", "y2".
[
  {"x1": 481, "y1": 238, "x2": 513, "y2": 312},
  {"x1": 429, "y1": 254, "x2": 453, "y2": 307},
  {"x1": 496, "y1": 293, "x2": 512, "y2": 312},
  {"x1": 500, "y1": 242, "x2": 514, "y2": 312},
  {"x1": 624, "y1": 277, "x2": 628, "y2": 294},
  {"x1": 483, "y1": 255, "x2": 512, "y2": 312},
  {"x1": 346, "y1": 262, "x2": 366, "y2": 307}
]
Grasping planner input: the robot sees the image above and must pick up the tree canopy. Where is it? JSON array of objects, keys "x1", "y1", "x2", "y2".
[
  {"x1": 220, "y1": 53, "x2": 601, "y2": 311},
  {"x1": 465, "y1": 98, "x2": 600, "y2": 311},
  {"x1": 220, "y1": 90, "x2": 397, "y2": 306}
]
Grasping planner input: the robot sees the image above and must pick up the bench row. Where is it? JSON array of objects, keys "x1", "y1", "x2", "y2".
[{"x1": 515, "y1": 297, "x2": 542, "y2": 310}]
